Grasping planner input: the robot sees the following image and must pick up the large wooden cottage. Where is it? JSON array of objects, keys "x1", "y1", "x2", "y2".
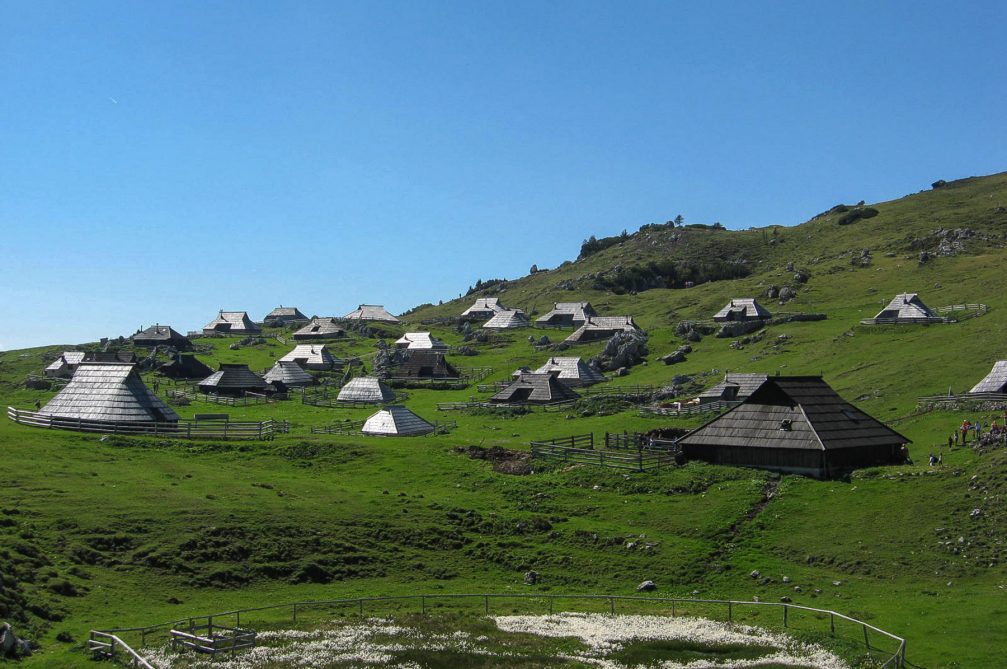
[
  {"x1": 198, "y1": 364, "x2": 267, "y2": 396},
  {"x1": 362, "y1": 406, "x2": 435, "y2": 436},
  {"x1": 713, "y1": 299, "x2": 771, "y2": 323},
  {"x1": 343, "y1": 304, "x2": 400, "y2": 323},
  {"x1": 158, "y1": 353, "x2": 213, "y2": 380},
  {"x1": 395, "y1": 332, "x2": 448, "y2": 351},
  {"x1": 338, "y1": 377, "x2": 396, "y2": 404},
  {"x1": 536, "y1": 302, "x2": 597, "y2": 328},
  {"x1": 394, "y1": 351, "x2": 459, "y2": 380},
  {"x1": 564, "y1": 316, "x2": 640, "y2": 344},
  {"x1": 869, "y1": 293, "x2": 942, "y2": 324},
  {"x1": 263, "y1": 306, "x2": 308, "y2": 327},
  {"x1": 39, "y1": 362, "x2": 178, "y2": 424},
  {"x1": 263, "y1": 361, "x2": 315, "y2": 390},
  {"x1": 132, "y1": 324, "x2": 192, "y2": 350},
  {"x1": 44, "y1": 351, "x2": 86, "y2": 379},
  {"x1": 533, "y1": 357, "x2": 605, "y2": 387},
  {"x1": 279, "y1": 344, "x2": 339, "y2": 371},
  {"x1": 969, "y1": 361, "x2": 1007, "y2": 394},
  {"x1": 202, "y1": 311, "x2": 261, "y2": 335},
  {"x1": 293, "y1": 317, "x2": 345, "y2": 341},
  {"x1": 461, "y1": 297, "x2": 505, "y2": 320},
  {"x1": 677, "y1": 376, "x2": 909, "y2": 479},
  {"x1": 698, "y1": 373, "x2": 768, "y2": 404},
  {"x1": 483, "y1": 309, "x2": 531, "y2": 329},
  {"x1": 491, "y1": 371, "x2": 580, "y2": 405}
]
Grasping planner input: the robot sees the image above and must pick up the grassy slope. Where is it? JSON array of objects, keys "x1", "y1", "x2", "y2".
[{"x1": 1, "y1": 173, "x2": 1006, "y2": 667}]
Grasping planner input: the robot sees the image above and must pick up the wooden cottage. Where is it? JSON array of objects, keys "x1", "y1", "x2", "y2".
[
  {"x1": 198, "y1": 364, "x2": 267, "y2": 396},
  {"x1": 535, "y1": 302, "x2": 597, "y2": 328},
  {"x1": 362, "y1": 405, "x2": 435, "y2": 436},
  {"x1": 337, "y1": 377, "x2": 396, "y2": 404},
  {"x1": 87, "y1": 351, "x2": 137, "y2": 363},
  {"x1": 394, "y1": 351, "x2": 460, "y2": 380},
  {"x1": 969, "y1": 361, "x2": 1007, "y2": 394},
  {"x1": 279, "y1": 344, "x2": 339, "y2": 371},
  {"x1": 203, "y1": 311, "x2": 261, "y2": 335},
  {"x1": 44, "y1": 351, "x2": 86, "y2": 379},
  {"x1": 698, "y1": 373, "x2": 768, "y2": 404},
  {"x1": 564, "y1": 316, "x2": 640, "y2": 344},
  {"x1": 293, "y1": 317, "x2": 345, "y2": 341},
  {"x1": 395, "y1": 332, "x2": 448, "y2": 351},
  {"x1": 343, "y1": 304, "x2": 400, "y2": 323},
  {"x1": 490, "y1": 371, "x2": 580, "y2": 405},
  {"x1": 39, "y1": 362, "x2": 178, "y2": 423},
  {"x1": 263, "y1": 306, "x2": 308, "y2": 327},
  {"x1": 533, "y1": 357, "x2": 605, "y2": 387},
  {"x1": 713, "y1": 299, "x2": 771, "y2": 323},
  {"x1": 677, "y1": 376, "x2": 910, "y2": 479},
  {"x1": 483, "y1": 309, "x2": 531, "y2": 329},
  {"x1": 158, "y1": 353, "x2": 213, "y2": 380},
  {"x1": 132, "y1": 324, "x2": 192, "y2": 350},
  {"x1": 870, "y1": 293, "x2": 941, "y2": 324},
  {"x1": 263, "y1": 361, "x2": 315, "y2": 390},
  {"x1": 461, "y1": 297, "x2": 505, "y2": 320}
]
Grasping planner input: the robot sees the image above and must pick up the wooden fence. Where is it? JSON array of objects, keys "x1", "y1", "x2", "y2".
[
  {"x1": 90, "y1": 593, "x2": 907, "y2": 669},
  {"x1": 7, "y1": 407, "x2": 286, "y2": 441},
  {"x1": 437, "y1": 399, "x2": 577, "y2": 412},
  {"x1": 604, "y1": 431, "x2": 679, "y2": 452},
  {"x1": 531, "y1": 433, "x2": 595, "y2": 449},
  {"x1": 529, "y1": 432, "x2": 676, "y2": 471},
  {"x1": 917, "y1": 392, "x2": 1007, "y2": 407},
  {"x1": 639, "y1": 400, "x2": 740, "y2": 417},
  {"x1": 301, "y1": 390, "x2": 406, "y2": 408},
  {"x1": 861, "y1": 303, "x2": 988, "y2": 326},
  {"x1": 309, "y1": 419, "x2": 457, "y2": 436},
  {"x1": 165, "y1": 388, "x2": 283, "y2": 406},
  {"x1": 87, "y1": 631, "x2": 155, "y2": 669},
  {"x1": 170, "y1": 623, "x2": 256, "y2": 655}
]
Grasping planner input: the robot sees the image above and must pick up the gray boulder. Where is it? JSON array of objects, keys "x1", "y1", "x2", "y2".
[{"x1": 637, "y1": 580, "x2": 657, "y2": 592}]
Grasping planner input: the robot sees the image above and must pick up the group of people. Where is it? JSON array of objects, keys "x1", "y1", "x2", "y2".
[{"x1": 932, "y1": 414, "x2": 1007, "y2": 465}]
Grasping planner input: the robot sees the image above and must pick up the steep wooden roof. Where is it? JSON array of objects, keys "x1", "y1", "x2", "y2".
[
  {"x1": 45, "y1": 351, "x2": 86, "y2": 373},
  {"x1": 132, "y1": 324, "x2": 190, "y2": 348},
  {"x1": 264, "y1": 306, "x2": 307, "y2": 322},
  {"x1": 395, "y1": 350, "x2": 460, "y2": 379},
  {"x1": 969, "y1": 361, "x2": 1007, "y2": 394},
  {"x1": 263, "y1": 361, "x2": 314, "y2": 387},
  {"x1": 713, "y1": 298, "x2": 771, "y2": 320},
  {"x1": 158, "y1": 354, "x2": 213, "y2": 380},
  {"x1": 40, "y1": 362, "x2": 179, "y2": 423},
  {"x1": 362, "y1": 405, "x2": 435, "y2": 436},
  {"x1": 199, "y1": 364, "x2": 267, "y2": 392},
  {"x1": 535, "y1": 302, "x2": 597, "y2": 324},
  {"x1": 533, "y1": 357, "x2": 605, "y2": 386},
  {"x1": 564, "y1": 316, "x2": 640, "y2": 343},
  {"x1": 679, "y1": 376, "x2": 910, "y2": 452},
  {"x1": 203, "y1": 311, "x2": 261, "y2": 333},
  {"x1": 461, "y1": 297, "x2": 505, "y2": 316},
  {"x1": 873, "y1": 293, "x2": 939, "y2": 321},
  {"x1": 698, "y1": 373, "x2": 769, "y2": 401},
  {"x1": 343, "y1": 304, "x2": 400, "y2": 323},
  {"x1": 338, "y1": 376, "x2": 396, "y2": 403},
  {"x1": 279, "y1": 344, "x2": 339, "y2": 369},
  {"x1": 490, "y1": 372, "x2": 580, "y2": 404},
  {"x1": 483, "y1": 309, "x2": 531, "y2": 329},
  {"x1": 293, "y1": 317, "x2": 345, "y2": 340},
  {"x1": 394, "y1": 332, "x2": 448, "y2": 350}
]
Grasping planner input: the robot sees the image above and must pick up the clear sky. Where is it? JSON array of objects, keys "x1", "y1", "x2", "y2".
[{"x1": 1, "y1": 1, "x2": 1004, "y2": 350}]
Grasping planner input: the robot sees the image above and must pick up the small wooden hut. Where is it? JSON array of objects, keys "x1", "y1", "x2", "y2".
[
  {"x1": 158, "y1": 353, "x2": 213, "y2": 380},
  {"x1": 203, "y1": 311, "x2": 261, "y2": 335},
  {"x1": 677, "y1": 376, "x2": 909, "y2": 479},
  {"x1": 533, "y1": 357, "x2": 605, "y2": 387},
  {"x1": 535, "y1": 302, "x2": 597, "y2": 328},
  {"x1": 870, "y1": 293, "x2": 941, "y2": 324},
  {"x1": 713, "y1": 299, "x2": 771, "y2": 323},
  {"x1": 263, "y1": 361, "x2": 315, "y2": 390},
  {"x1": 362, "y1": 405, "x2": 435, "y2": 436},
  {"x1": 263, "y1": 306, "x2": 308, "y2": 327},
  {"x1": 44, "y1": 351, "x2": 86, "y2": 379},
  {"x1": 564, "y1": 316, "x2": 640, "y2": 344},
  {"x1": 39, "y1": 362, "x2": 178, "y2": 423},
  {"x1": 490, "y1": 371, "x2": 580, "y2": 404},
  {"x1": 395, "y1": 332, "x2": 448, "y2": 351},
  {"x1": 969, "y1": 361, "x2": 1007, "y2": 394},
  {"x1": 461, "y1": 297, "x2": 505, "y2": 320},
  {"x1": 394, "y1": 351, "x2": 460, "y2": 379},
  {"x1": 132, "y1": 324, "x2": 192, "y2": 350},
  {"x1": 343, "y1": 304, "x2": 400, "y2": 323},
  {"x1": 293, "y1": 317, "x2": 345, "y2": 341},
  {"x1": 483, "y1": 309, "x2": 531, "y2": 329},
  {"x1": 279, "y1": 344, "x2": 339, "y2": 371},
  {"x1": 337, "y1": 377, "x2": 396, "y2": 404},
  {"x1": 198, "y1": 364, "x2": 267, "y2": 396},
  {"x1": 86, "y1": 351, "x2": 137, "y2": 363},
  {"x1": 698, "y1": 373, "x2": 768, "y2": 404}
]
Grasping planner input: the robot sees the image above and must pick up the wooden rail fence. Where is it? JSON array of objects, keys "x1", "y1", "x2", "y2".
[
  {"x1": 170, "y1": 623, "x2": 256, "y2": 655},
  {"x1": 639, "y1": 400, "x2": 741, "y2": 417},
  {"x1": 917, "y1": 392, "x2": 1007, "y2": 406},
  {"x1": 7, "y1": 407, "x2": 286, "y2": 441},
  {"x1": 90, "y1": 593, "x2": 906, "y2": 669},
  {"x1": 165, "y1": 389, "x2": 283, "y2": 406}
]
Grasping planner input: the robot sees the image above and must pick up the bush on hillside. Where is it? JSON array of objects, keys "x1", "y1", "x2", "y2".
[
  {"x1": 578, "y1": 230, "x2": 630, "y2": 259},
  {"x1": 836, "y1": 207, "x2": 879, "y2": 226},
  {"x1": 592, "y1": 258, "x2": 750, "y2": 294}
]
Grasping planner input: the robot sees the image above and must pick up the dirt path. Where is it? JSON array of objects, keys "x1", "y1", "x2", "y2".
[{"x1": 701, "y1": 478, "x2": 780, "y2": 578}]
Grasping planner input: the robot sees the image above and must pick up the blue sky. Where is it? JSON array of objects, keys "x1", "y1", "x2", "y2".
[{"x1": 1, "y1": 1, "x2": 1004, "y2": 350}]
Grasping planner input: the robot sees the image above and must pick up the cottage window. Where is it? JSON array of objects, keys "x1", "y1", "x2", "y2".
[{"x1": 779, "y1": 419, "x2": 792, "y2": 431}]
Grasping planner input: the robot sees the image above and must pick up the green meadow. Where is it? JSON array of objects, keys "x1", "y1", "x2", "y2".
[{"x1": 1, "y1": 173, "x2": 1006, "y2": 667}]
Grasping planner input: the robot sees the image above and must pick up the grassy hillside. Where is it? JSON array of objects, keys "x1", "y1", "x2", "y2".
[{"x1": 2, "y1": 172, "x2": 1006, "y2": 667}]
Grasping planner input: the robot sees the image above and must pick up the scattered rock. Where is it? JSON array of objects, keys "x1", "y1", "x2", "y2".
[
  {"x1": 524, "y1": 570, "x2": 539, "y2": 585},
  {"x1": 637, "y1": 580, "x2": 657, "y2": 592},
  {"x1": 782, "y1": 576, "x2": 791, "y2": 583},
  {"x1": 780, "y1": 596, "x2": 792, "y2": 603},
  {"x1": 750, "y1": 569, "x2": 761, "y2": 579}
]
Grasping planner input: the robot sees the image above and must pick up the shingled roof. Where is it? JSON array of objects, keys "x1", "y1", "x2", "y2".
[
  {"x1": 343, "y1": 304, "x2": 400, "y2": 323},
  {"x1": 158, "y1": 353, "x2": 213, "y2": 380},
  {"x1": 198, "y1": 364, "x2": 267, "y2": 395},
  {"x1": 564, "y1": 316, "x2": 640, "y2": 344},
  {"x1": 132, "y1": 324, "x2": 192, "y2": 349},
  {"x1": 872, "y1": 293, "x2": 940, "y2": 322},
  {"x1": 39, "y1": 362, "x2": 179, "y2": 423},
  {"x1": 395, "y1": 332, "x2": 448, "y2": 351},
  {"x1": 293, "y1": 317, "x2": 346, "y2": 341},
  {"x1": 680, "y1": 376, "x2": 910, "y2": 453},
  {"x1": 44, "y1": 351, "x2": 86, "y2": 378},
  {"x1": 264, "y1": 306, "x2": 308, "y2": 325},
  {"x1": 698, "y1": 373, "x2": 769, "y2": 403},
  {"x1": 483, "y1": 309, "x2": 531, "y2": 329},
  {"x1": 533, "y1": 357, "x2": 606, "y2": 387},
  {"x1": 203, "y1": 311, "x2": 261, "y2": 335},
  {"x1": 490, "y1": 372, "x2": 580, "y2": 404},
  {"x1": 337, "y1": 376, "x2": 396, "y2": 403},
  {"x1": 969, "y1": 361, "x2": 1007, "y2": 394},
  {"x1": 279, "y1": 344, "x2": 339, "y2": 371},
  {"x1": 461, "y1": 297, "x2": 505, "y2": 318},
  {"x1": 535, "y1": 302, "x2": 597, "y2": 327},
  {"x1": 713, "y1": 298, "x2": 771, "y2": 322},
  {"x1": 263, "y1": 361, "x2": 315, "y2": 388},
  {"x1": 362, "y1": 405, "x2": 435, "y2": 436},
  {"x1": 394, "y1": 350, "x2": 460, "y2": 379}
]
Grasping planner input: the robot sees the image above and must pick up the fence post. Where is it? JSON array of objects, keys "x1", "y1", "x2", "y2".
[
  {"x1": 293, "y1": 604, "x2": 297, "y2": 623},
  {"x1": 421, "y1": 596, "x2": 426, "y2": 614},
  {"x1": 863, "y1": 623, "x2": 869, "y2": 649},
  {"x1": 484, "y1": 595, "x2": 489, "y2": 614},
  {"x1": 783, "y1": 605, "x2": 788, "y2": 627},
  {"x1": 830, "y1": 613, "x2": 835, "y2": 635},
  {"x1": 549, "y1": 597, "x2": 554, "y2": 615},
  {"x1": 638, "y1": 449, "x2": 644, "y2": 472},
  {"x1": 359, "y1": 599, "x2": 364, "y2": 616},
  {"x1": 672, "y1": 601, "x2": 676, "y2": 617},
  {"x1": 609, "y1": 597, "x2": 615, "y2": 614},
  {"x1": 728, "y1": 602, "x2": 732, "y2": 622}
]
